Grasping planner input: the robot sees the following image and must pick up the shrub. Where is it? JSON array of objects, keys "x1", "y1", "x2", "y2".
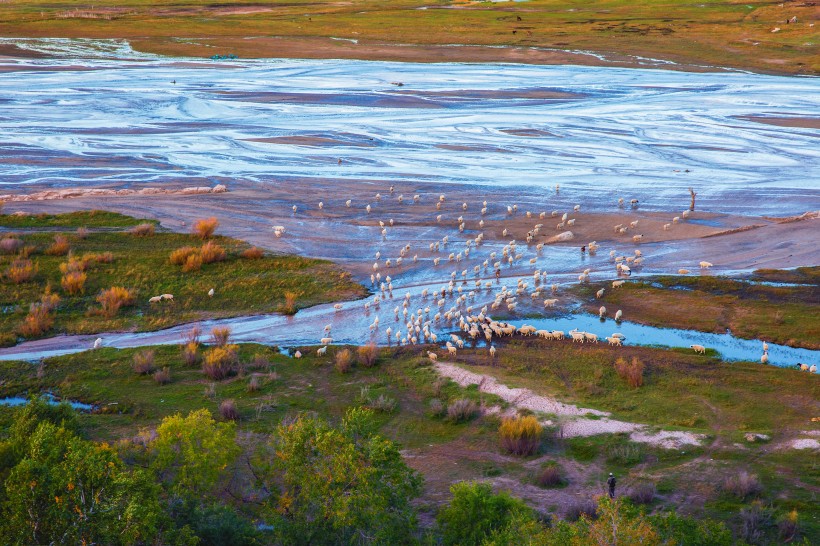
[
  {"x1": 614, "y1": 357, "x2": 645, "y2": 388},
  {"x1": 247, "y1": 375, "x2": 261, "y2": 393},
  {"x1": 18, "y1": 245, "x2": 36, "y2": 258},
  {"x1": 535, "y1": 464, "x2": 564, "y2": 488},
  {"x1": 193, "y1": 217, "x2": 219, "y2": 239},
  {"x1": 133, "y1": 350, "x2": 156, "y2": 375},
  {"x1": 249, "y1": 353, "x2": 270, "y2": 369},
  {"x1": 129, "y1": 223, "x2": 155, "y2": 236},
  {"x1": 447, "y1": 398, "x2": 478, "y2": 423},
  {"x1": 202, "y1": 345, "x2": 237, "y2": 380},
  {"x1": 357, "y1": 343, "x2": 378, "y2": 368},
  {"x1": 45, "y1": 234, "x2": 70, "y2": 256},
  {"x1": 181, "y1": 341, "x2": 201, "y2": 366},
  {"x1": 19, "y1": 304, "x2": 54, "y2": 337},
  {"x1": 182, "y1": 253, "x2": 202, "y2": 272},
  {"x1": 39, "y1": 289, "x2": 60, "y2": 312},
  {"x1": 97, "y1": 286, "x2": 136, "y2": 317},
  {"x1": 211, "y1": 326, "x2": 231, "y2": 346},
  {"x1": 740, "y1": 501, "x2": 768, "y2": 544},
  {"x1": 0, "y1": 237, "x2": 23, "y2": 254},
  {"x1": 86, "y1": 251, "x2": 113, "y2": 264},
  {"x1": 499, "y1": 415, "x2": 542, "y2": 456},
  {"x1": 199, "y1": 241, "x2": 227, "y2": 264},
  {"x1": 778, "y1": 509, "x2": 799, "y2": 542},
  {"x1": 335, "y1": 349, "x2": 353, "y2": 374},
  {"x1": 606, "y1": 442, "x2": 645, "y2": 466},
  {"x1": 186, "y1": 326, "x2": 201, "y2": 344},
  {"x1": 566, "y1": 498, "x2": 598, "y2": 522},
  {"x1": 368, "y1": 394, "x2": 397, "y2": 413},
  {"x1": 76, "y1": 226, "x2": 89, "y2": 239},
  {"x1": 429, "y1": 398, "x2": 445, "y2": 417},
  {"x1": 628, "y1": 482, "x2": 656, "y2": 505},
  {"x1": 282, "y1": 291, "x2": 298, "y2": 315},
  {"x1": 723, "y1": 471, "x2": 762, "y2": 500},
  {"x1": 241, "y1": 246, "x2": 263, "y2": 259},
  {"x1": 5, "y1": 258, "x2": 37, "y2": 283},
  {"x1": 153, "y1": 367, "x2": 171, "y2": 385},
  {"x1": 170, "y1": 246, "x2": 199, "y2": 265},
  {"x1": 60, "y1": 270, "x2": 87, "y2": 295},
  {"x1": 59, "y1": 256, "x2": 87, "y2": 274},
  {"x1": 219, "y1": 399, "x2": 239, "y2": 421}
]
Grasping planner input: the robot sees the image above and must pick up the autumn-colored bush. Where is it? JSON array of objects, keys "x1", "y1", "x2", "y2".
[
  {"x1": 153, "y1": 367, "x2": 172, "y2": 385},
  {"x1": 614, "y1": 357, "x2": 645, "y2": 388},
  {"x1": 18, "y1": 245, "x2": 36, "y2": 258},
  {"x1": 0, "y1": 237, "x2": 23, "y2": 255},
  {"x1": 59, "y1": 256, "x2": 86, "y2": 274},
  {"x1": 193, "y1": 217, "x2": 219, "y2": 239},
  {"x1": 219, "y1": 399, "x2": 240, "y2": 421},
  {"x1": 76, "y1": 226, "x2": 89, "y2": 239},
  {"x1": 129, "y1": 222, "x2": 155, "y2": 236},
  {"x1": 241, "y1": 246, "x2": 264, "y2": 259},
  {"x1": 199, "y1": 241, "x2": 226, "y2": 264},
  {"x1": 60, "y1": 270, "x2": 87, "y2": 295},
  {"x1": 211, "y1": 326, "x2": 231, "y2": 346},
  {"x1": 169, "y1": 246, "x2": 199, "y2": 266},
  {"x1": 247, "y1": 375, "x2": 261, "y2": 393},
  {"x1": 83, "y1": 251, "x2": 113, "y2": 264},
  {"x1": 182, "y1": 253, "x2": 202, "y2": 272},
  {"x1": 39, "y1": 288, "x2": 60, "y2": 312},
  {"x1": 357, "y1": 343, "x2": 378, "y2": 368},
  {"x1": 5, "y1": 258, "x2": 37, "y2": 284},
  {"x1": 202, "y1": 345, "x2": 238, "y2": 380},
  {"x1": 19, "y1": 304, "x2": 54, "y2": 337},
  {"x1": 282, "y1": 291, "x2": 298, "y2": 315},
  {"x1": 181, "y1": 341, "x2": 200, "y2": 366},
  {"x1": 499, "y1": 415, "x2": 542, "y2": 456},
  {"x1": 96, "y1": 286, "x2": 136, "y2": 317},
  {"x1": 723, "y1": 471, "x2": 762, "y2": 500},
  {"x1": 133, "y1": 350, "x2": 156, "y2": 375},
  {"x1": 334, "y1": 349, "x2": 353, "y2": 374},
  {"x1": 45, "y1": 234, "x2": 70, "y2": 256}
]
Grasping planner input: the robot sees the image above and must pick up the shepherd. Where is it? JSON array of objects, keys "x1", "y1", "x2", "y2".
[{"x1": 607, "y1": 473, "x2": 617, "y2": 498}]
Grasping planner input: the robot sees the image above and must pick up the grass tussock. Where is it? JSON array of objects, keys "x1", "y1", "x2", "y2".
[
  {"x1": 19, "y1": 303, "x2": 55, "y2": 337},
  {"x1": 566, "y1": 499, "x2": 598, "y2": 522},
  {"x1": 447, "y1": 398, "x2": 478, "y2": 423},
  {"x1": 334, "y1": 348, "x2": 353, "y2": 374},
  {"x1": 199, "y1": 241, "x2": 226, "y2": 264},
  {"x1": 181, "y1": 341, "x2": 200, "y2": 366},
  {"x1": 535, "y1": 464, "x2": 564, "y2": 488},
  {"x1": 129, "y1": 222, "x2": 155, "y2": 236},
  {"x1": 60, "y1": 270, "x2": 87, "y2": 295},
  {"x1": 282, "y1": 290, "x2": 298, "y2": 315},
  {"x1": 219, "y1": 398, "x2": 239, "y2": 421},
  {"x1": 169, "y1": 246, "x2": 198, "y2": 266},
  {"x1": 0, "y1": 237, "x2": 23, "y2": 255},
  {"x1": 723, "y1": 471, "x2": 763, "y2": 500},
  {"x1": 614, "y1": 356, "x2": 644, "y2": 388},
  {"x1": 211, "y1": 326, "x2": 231, "y2": 346},
  {"x1": 498, "y1": 415, "x2": 542, "y2": 456},
  {"x1": 193, "y1": 217, "x2": 218, "y2": 239},
  {"x1": 357, "y1": 343, "x2": 378, "y2": 368},
  {"x1": 628, "y1": 482, "x2": 656, "y2": 504},
  {"x1": 241, "y1": 246, "x2": 263, "y2": 259},
  {"x1": 202, "y1": 345, "x2": 238, "y2": 380},
  {"x1": 153, "y1": 366, "x2": 171, "y2": 385},
  {"x1": 132, "y1": 349, "x2": 156, "y2": 375},
  {"x1": 96, "y1": 286, "x2": 136, "y2": 317},
  {"x1": 5, "y1": 258, "x2": 37, "y2": 284},
  {"x1": 75, "y1": 226, "x2": 89, "y2": 239},
  {"x1": 45, "y1": 234, "x2": 70, "y2": 256}
]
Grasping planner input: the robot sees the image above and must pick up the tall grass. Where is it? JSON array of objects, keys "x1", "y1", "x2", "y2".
[
  {"x1": 45, "y1": 234, "x2": 70, "y2": 256},
  {"x1": 193, "y1": 217, "x2": 219, "y2": 239},
  {"x1": 199, "y1": 241, "x2": 226, "y2": 264},
  {"x1": 5, "y1": 258, "x2": 37, "y2": 284},
  {"x1": 202, "y1": 345, "x2": 237, "y2": 380},
  {"x1": 0, "y1": 237, "x2": 22, "y2": 255},
  {"x1": 614, "y1": 357, "x2": 645, "y2": 388},
  {"x1": 169, "y1": 246, "x2": 198, "y2": 266},
  {"x1": 446, "y1": 398, "x2": 478, "y2": 423},
  {"x1": 129, "y1": 223, "x2": 155, "y2": 236},
  {"x1": 219, "y1": 399, "x2": 239, "y2": 421},
  {"x1": 211, "y1": 326, "x2": 231, "y2": 346},
  {"x1": 96, "y1": 286, "x2": 136, "y2": 317},
  {"x1": 498, "y1": 415, "x2": 542, "y2": 456},
  {"x1": 723, "y1": 471, "x2": 762, "y2": 500},
  {"x1": 334, "y1": 348, "x2": 353, "y2": 374},
  {"x1": 241, "y1": 246, "x2": 263, "y2": 259},
  {"x1": 132, "y1": 349, "x2": 156, "y2": 375},
  {"x1": 19, "y1": 303, "x2": 55, "y2": 336},
  {"x1": 357, "y1": 343, "x2": 378, "y2": 368}
]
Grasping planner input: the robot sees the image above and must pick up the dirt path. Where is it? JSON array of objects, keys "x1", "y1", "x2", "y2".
[{"x1": 433, "y1": 361, "x2": 705, "y2": 449}]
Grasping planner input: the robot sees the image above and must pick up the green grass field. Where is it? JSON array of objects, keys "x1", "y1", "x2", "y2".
[
  {"x1": 0, "y1": 211, "x2": 366, "y2": 346},
  {"x1": 0, "y1": 0, "x2": 817, "y2": 74}
]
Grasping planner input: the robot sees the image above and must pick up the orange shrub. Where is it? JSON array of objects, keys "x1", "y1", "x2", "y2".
[
  {"x1": 5, "y1": 258, "x2": 37, "y2": 284},
  {"x1": 241, "y1": 246, "x2": 264, "y2": 259},
  {"x1": 182, "y1": 253, "x2": 202, "y2": 272},
  {"x1": 202, "y1": 345, "x2": 237, "y2": 380},
  {"x1": 82, "y1": 251, "x2": 113, "y2": 265},
  {"x1": 59, "y1": 256, "x2": 87, "y2": 274},
  {"x1": 193, "y1": 217, "x2": 219, "y2": 239},
  {"x1": 129, "y1": 223, "x2": 155, "y2": 236},
  {"x1": 211, "y1": 326, "x2": 231, "y2": 346},
  {"x1": 499, "y1": 415, "x2": 543, "y2": 456},
  {"x1": 282, "y1": 291, "x2": 298, "y2": 315},
  {"x1": 169, "y1": 246, "x2": 199, "y2": 265},
  {"x1": 61, "y1": 271, "x2": 87, "y2": 295},
  {"x1": 96, "y1": 286, "x2": 136, "y2": 317},
  {"x1": 334, "y1": 349, "x2": 353, "y2": 374},
  {"x1": 19, "y1": 304, "x2": 54, "y2": 337},
  {"x1": 39, "y1": 288, "x2": 60, "y2": 312},
  {"x1": 199, "y1": 241, "x2": 226, "y2": 264},
  {"x1": 357, "y1": 343, "x2": 378, "y2": 368},
  {"x1": 614, "y1": 357, "x2": 645, "y2": 388},
  {"x1": 132, "y1": 350, "x2": 156, "y2": 375},
  {"x1": 181, "y1": 341, "x2": 201, "y2": 366},
  {"x1": 45, "y1": 235, "x2": 70, "y2": 256},
  {"x1": 76, "y1": 226, "x2": 89, "y2": 239}
]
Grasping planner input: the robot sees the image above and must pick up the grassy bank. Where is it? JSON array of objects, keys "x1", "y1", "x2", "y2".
[
  {"x1": 0, "y1": 1, "x2": 817, "y2": 75},
  {"x1": 577, "y1": 269, "x2": 820, "y2": 349},
  {"x1": 0, "y1": 211, "x2": 366, "y2": 346}
]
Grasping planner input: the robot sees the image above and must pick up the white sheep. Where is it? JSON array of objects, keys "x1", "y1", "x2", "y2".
[
  {"x1": 614, "y1": 310, "x2": 623, "y2": 321},
  {"x1": 544, "y1": 298, "x2": 558, "y2": 308},
  {"x1": 208, "y1": 288, "x2": 214, "y2": 297},
  {"x1": 606, "y1": 336, "x2": 622, "y2": 346},
  {"x1": 599, "y1": 306, "x2": 607, "y2": 318},
  {"x1": 447, "y1": 345, "x2": 457, "y2": 356},
  {"x1": 294, "y1": 350, "x2": 302, "y2": 358},
  {"x1": 761, "y1": 353, "x2": 769, "y2": 364},
  {"x1": 699, "y1": 261, "x2": 713, "y2": 269},
  {"x1": 320, "y1": 337, "x2": 333, "y2": 345},
  {"x1": 810, "y1": 364, "x2": 817, "y2": 373},
  {"x1": 346, "y1": 199, "x2": 352, "y2": 207},
  {"x1": 93, "y1": 338, "x2": 102, "y2": 349},
  {"x1": 318, "y1": 201, "x2": 324, "y2": 209},
  {"x1": 596, "y1": 288, "x2": 605, "y2": 299},
  {"x1": 161, "y1": 294, "x2": 174, "y2": 300},
  {"x1": 334, "y1": 304, "x2": 343, "y2": 311},
  {"x1": 428, "y1": 351, "x2": 438, "y2": 361},
  {"x1": 148, "y1": 296, "x2": 162, "y2": 303},
  {"x1": 762, "y1": 342, "x2": 769, "y2": 352},
  {"x1": 489, "y1": 346, "x2": 496, "y2": 358},
  {"x1": 690, "y1": 344, "x2": 706, "y2": 354},
  {"x1": 612, "y1": 280, "x2": 625, "y2": 288},
  {"x1": 316, "y1": 346, "x2": 327, "y2": 356}
]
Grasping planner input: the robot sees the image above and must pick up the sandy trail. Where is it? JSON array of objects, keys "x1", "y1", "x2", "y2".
[{"x1": 433, "y1": 361, "x2": 706, "y2": 449}]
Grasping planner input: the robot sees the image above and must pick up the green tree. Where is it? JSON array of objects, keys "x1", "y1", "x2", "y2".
[
  {"x1": 437, "y1": 481, "x2": 536, "y2": 546},
  {"x1": 265, "y1": 408, "x2": 422, "y2": 545},
  {"x1": 0, "y1": 422, "x2": 164, "y2": 545},
  {"x1": 147, "y1": 409, "x2": 240, "y2": 496}
]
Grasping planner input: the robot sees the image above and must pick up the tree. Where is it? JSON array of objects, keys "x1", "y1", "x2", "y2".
[
  {"x1": 0, "y1": 422, "x2": 165, "y2": 545},
  {"x1": 147, "y1": 409, "x2": 240, "y2": 497},
  {"x1": 265, "y1": 408, "x2": 422, "y2": 545},
  {"x1": 437, "y1": 481, "x2": 535, "y2": 546}
]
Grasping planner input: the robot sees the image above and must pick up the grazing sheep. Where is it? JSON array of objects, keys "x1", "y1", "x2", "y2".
[
  {"x1": 208, "y1": 288, "x2": 214, "y2": 297},
  {"x1": 428, "y1": 351, "x2": 438, "y2": 361},
  {"x1": 570, "y1": 332, "x2": 586, "y2": 343},
  {"x1": 614, "y1": 310, "x2": 623, "y2": 321},
  {"x1": 320, "y1": 337, "x2": 333, "y2": 345},
  {"x1": 810, "y1": 364, "x2": 817, "y2": 373},
  {"x1": 543, "y1": 298, "x2": 558, "y2": 308},
  {"x1": 584, "y1": 332, "x2": 598, "y2": 343},
  {"x1": 294, "y1": 350, "x2": 302, "y2": 358},
  {"x1": 334, "y1": 304, "x2": 343, "y2": 311},
  {"x1": 699, "y1": 261, "x2": 713, "y2": 269},
  {"x1": 612, "y1": 280, "x2": 625, "y2": 288},
  {"x1": 800, "y1": 363, "x2": 809, "y2": 371},
  {"x1": 761, "y1": 353, "x2": 769, "y2": 364},
  {"x1": 346, "y1": 199, "x2": 352, "y2": 207},
  {"x1": 318, "y1": 202, "x2": 323, "y2": 209},
  {"x1": 148, "y1": 296, "x2": 162, "y2": 303},
  {"x1": 489, "y1": 345, "x2": 496, "y2": 358},
  {"x1": 762, "y1": 342, "x2": 769, "y2": 352},
  {"x1": 316, "y1": 346, "x2": 327, "y2": 356},
  {"x1": 663, "y1": 224, "x2": 671, "y2": 231},
  {"x1": 292, "y1": 205, "x2": 297, "y2": 212},
  {"x1": 599, "y1": 306, "x2": 607, "y2": 318},
  {"x1": 606, "y1": 336, "x2": 622, "y2": 346},
  {"x1": 447, "y1": 345, "x2": 457, "y2": 356},
  {"x1": 161, "y1": 294, "x2": 174, "y2": 301},
  {"x1": 596, "y1": 288, "x2": 605, "y2": 299},
  {"x1": 678, "y1": 269, "x2": 690, "y2": 275},
  {"x1": 93, "y1": 338, "x2": 102, "y2": 349},
  {"x1": 632, "y1": 234, "x2": 643, "y2": 243},
  {"x1": 690, "y1": 344, "x2": 706, "y2": 354}
]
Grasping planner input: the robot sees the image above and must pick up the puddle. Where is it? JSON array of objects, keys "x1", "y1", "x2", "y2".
[{"x1": 0, "y1": 392, "x2": 95, "y2": 411}]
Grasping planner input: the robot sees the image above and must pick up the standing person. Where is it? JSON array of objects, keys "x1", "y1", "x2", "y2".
[
  {"x1": 495, "y1": 268, "x2": 501, "y2": 281},
  {"x1": 607, "y1": 473, "x2": 617, "y2": 498}
]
